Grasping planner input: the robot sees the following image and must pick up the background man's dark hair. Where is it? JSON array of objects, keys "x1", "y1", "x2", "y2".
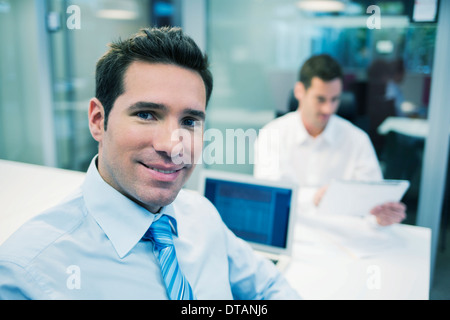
[
  {"x1": 95, "y1": 26, "x2": 213, "y2": 130},
  {"x1": 299, "y1": 54, "x2": 343, "y2": 89}
]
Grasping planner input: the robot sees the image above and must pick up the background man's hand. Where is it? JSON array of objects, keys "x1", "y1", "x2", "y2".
[
  {"x1": 313, "y1": 185, "x2": 329, "y2": 206},
  {"x1": 370, "y1": 202, "x2": 407, "y2": 226}
]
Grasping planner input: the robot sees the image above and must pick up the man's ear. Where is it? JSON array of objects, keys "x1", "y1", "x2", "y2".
[
  {"x1": 88, "y1": 98, "x2": 105, "y2": 142},
  {"x1": 294, "y1": 81, "x2": 305, "y2": 103}
]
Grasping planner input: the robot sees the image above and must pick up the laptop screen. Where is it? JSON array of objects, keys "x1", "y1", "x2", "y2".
[{"x1": 203, "y1": 177, "x2": 292, "y2": 249}]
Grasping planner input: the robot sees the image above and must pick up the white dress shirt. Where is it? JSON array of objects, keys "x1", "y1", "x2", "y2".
[
  {"x1": 0, "y1": 157, "x2": 299, "y2": 300},
  {"x1": 254, "y1": 111, "x2": 382, "y2": 187}
]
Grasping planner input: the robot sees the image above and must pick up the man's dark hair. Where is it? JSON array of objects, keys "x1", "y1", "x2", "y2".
[
  {"x1": 299, "y1": 54, "x2": 343, "y2": 89},
  {"x1": 95, "y1": 26, "x2": 213, "y2": 130}
]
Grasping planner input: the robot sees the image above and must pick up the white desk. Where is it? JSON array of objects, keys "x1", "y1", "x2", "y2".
[
  {"x1": 377, "y1": 116, "x2": 429, "y2": 138},
  {"x1": 0, "y1": 160, "x2": 431, "y2": 299},
  {"x1": 377, "y1": 116, "x2": 450, "y2": 138},
  {"x1": 284, "y1": 193, "x2": 431, "y2": 300},
  {"x1": 0, "y1": 160, "x2": 85, "y2": 245}
]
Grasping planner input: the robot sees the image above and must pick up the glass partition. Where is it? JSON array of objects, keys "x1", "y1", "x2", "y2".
[
  {"x1": 46, "y1": 0, "x2": 151, "y2": 171},
  {"x1": 206, "y1": 0, "x2": 438, "y2": 226},
  {"x1": 0, "y1": 0, "x2": 50, "y2": 165}
]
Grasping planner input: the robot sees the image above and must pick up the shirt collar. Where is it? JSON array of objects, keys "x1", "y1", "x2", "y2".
[
  {"x1": 81, "y1": 156, "x2": 178, "y2": 258},
  {"x1": 321, "y1": 115, "x2": 337, "y2": 145},
  {"x1": 294, "y1": 111, "x2": 309, "y2": 145},
  {"x1": 156, "y1": 204, "x2": 178, "y2": 237}
]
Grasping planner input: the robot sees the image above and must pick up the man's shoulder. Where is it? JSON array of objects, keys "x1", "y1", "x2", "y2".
[
  {"x1": 0, "y1": 189, "x2": 87, "y2": 268},
  {"x1": 259, "y1": 112, "x2": 299, "y2": 143},
  {"x1": 261, "y1": 111, "x2": 298, "y2": 131},
  {"x1": 173, "y1": 188, "x2": 224, "y2": 225},
  {"x1": 174, "y1": 188, "x2": 217, "y2": 212}
]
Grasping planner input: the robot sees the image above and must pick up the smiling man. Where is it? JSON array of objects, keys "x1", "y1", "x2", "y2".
[
  {"x1": 89, "y1": 61, "x2": 206, "y2": 213},
  {"x1": 0, "y1": 27, "x2": 299, "y2": 300}
]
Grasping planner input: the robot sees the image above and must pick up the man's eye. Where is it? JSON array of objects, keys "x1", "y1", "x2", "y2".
[
  {"x1": 136, "y1": 112, "x2": 154, "y2": 120},
  {"x1": 182, "y1": 118, "x2": 201, "y2": 128}
]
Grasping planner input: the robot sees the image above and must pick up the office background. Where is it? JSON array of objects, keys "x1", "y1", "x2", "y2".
[{"x1": 0, "y1": 0, "x2": 448, "y2": 299}]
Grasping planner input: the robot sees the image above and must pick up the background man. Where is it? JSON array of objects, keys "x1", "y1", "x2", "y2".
[{"x1": 254, "y1": 54, "x2": 406, "y2": 226}]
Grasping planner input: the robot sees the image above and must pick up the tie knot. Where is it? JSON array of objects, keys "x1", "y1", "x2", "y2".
[{"x1": 145, "y1": 215, "x2": 174, "y2": 249}]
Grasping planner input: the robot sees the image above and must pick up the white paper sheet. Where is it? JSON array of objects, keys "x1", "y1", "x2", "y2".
[{"x1": 317, "y1": 179, "x2": 410, "y2": 217}]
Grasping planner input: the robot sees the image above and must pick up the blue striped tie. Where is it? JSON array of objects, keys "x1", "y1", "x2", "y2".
[{"x1": 145, "y1": 215, "x2": 196, "y2": 300}]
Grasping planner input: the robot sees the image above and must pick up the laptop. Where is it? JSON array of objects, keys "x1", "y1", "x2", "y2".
[{"x1": 198, "y1": 169, "x2": 297, "y2": 271}]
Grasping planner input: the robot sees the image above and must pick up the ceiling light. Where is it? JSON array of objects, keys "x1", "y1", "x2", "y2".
[
  {"x1": 96, "y1": 9, "x2": 138, "y2": 20},
  {"x1": 95, "y1": 1, "x2": 139, "y2": 20},
  {"x1": 297, "y1": 0, "x2": 346, "y2": 13}
]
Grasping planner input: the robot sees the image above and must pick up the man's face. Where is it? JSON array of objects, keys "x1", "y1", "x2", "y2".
[
  {"x1": 294, "y1": 76, "x2": 342, "y2": 137},
  {"x1": 89, "y1": 61, "x2": 206, "y2": 213}
]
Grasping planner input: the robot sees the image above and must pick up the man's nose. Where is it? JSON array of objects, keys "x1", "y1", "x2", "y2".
[
  {"x1": 153, "y1": 123, "x2": 185, "y2": 158},
  {"x1": 321, "y1": 100, "x2": 338, "y2": 114}
]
